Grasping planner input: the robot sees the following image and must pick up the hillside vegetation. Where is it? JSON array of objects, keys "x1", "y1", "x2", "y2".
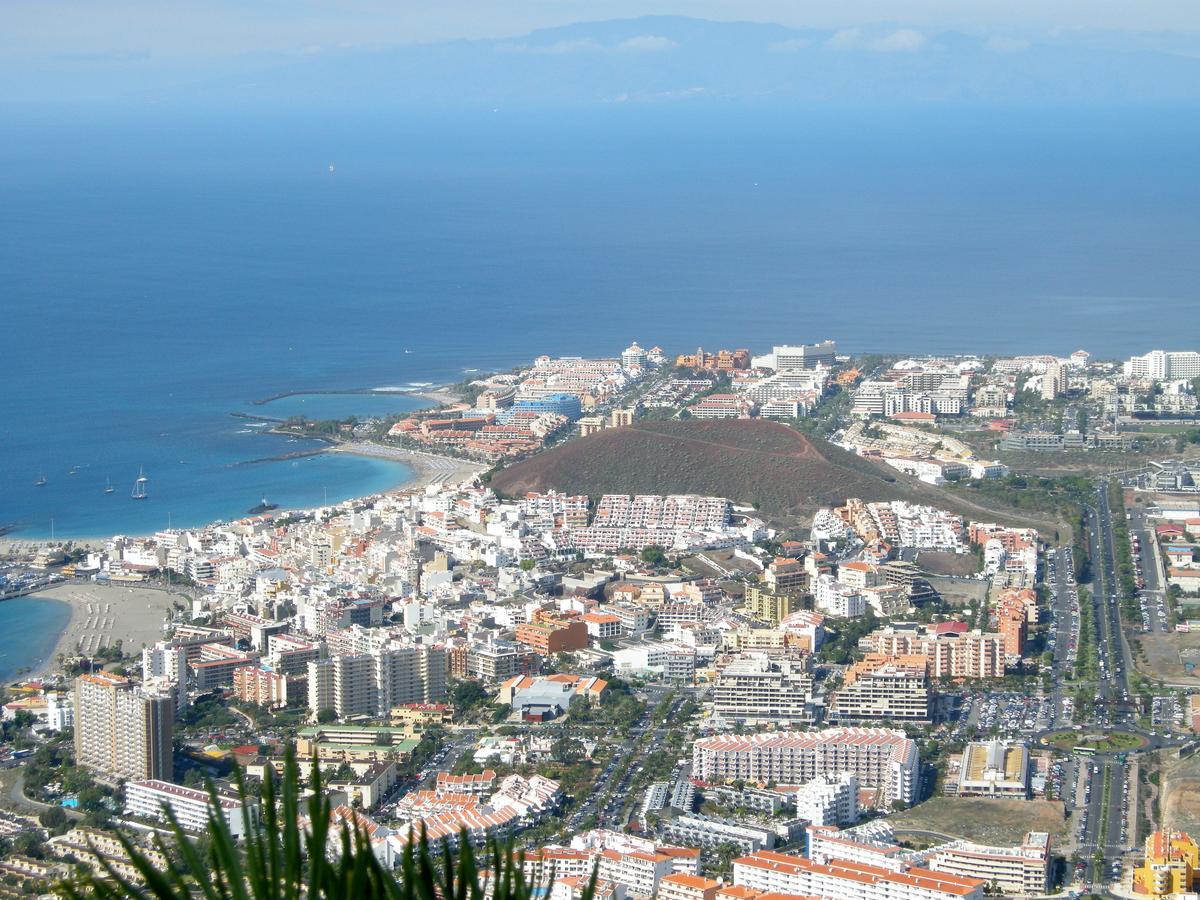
[{"x1": 492, "y1": 420, "x2": 944, "y2": 520}]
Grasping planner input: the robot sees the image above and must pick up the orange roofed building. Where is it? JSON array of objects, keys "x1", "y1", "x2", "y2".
[{"x1": 733, "y1": 850, "x2": 984, "y2": 900}]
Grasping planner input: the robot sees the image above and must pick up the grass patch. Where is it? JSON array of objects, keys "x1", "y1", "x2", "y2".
[{"x1": 1042, "y1": 730, "x2": 1147, "y2": 753}]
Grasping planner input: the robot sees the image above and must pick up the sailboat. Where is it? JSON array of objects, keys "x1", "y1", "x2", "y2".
[
  {"x1": 131, "y1": 466, "x2": 149, "y2": 500},
  {"x1": 35, "y1": 472, "x2": 47, "y2": 487},
  {"x1": 104, "y1": 476, "x2": 115, "y2": 494}
]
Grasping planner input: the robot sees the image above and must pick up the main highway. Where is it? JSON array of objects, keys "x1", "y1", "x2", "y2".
[{"x1": 1066, "y1": 481, "x2": 1193, "y2": 892}]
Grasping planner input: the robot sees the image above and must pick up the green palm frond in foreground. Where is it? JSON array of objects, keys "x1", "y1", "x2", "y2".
[{"x1": 60, "y1": 752, "x2": 592, "y2": 900}]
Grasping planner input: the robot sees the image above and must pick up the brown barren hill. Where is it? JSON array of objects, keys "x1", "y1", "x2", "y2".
[{"x1": 491, "y1": 419, "x2": 938, "y2": 519}]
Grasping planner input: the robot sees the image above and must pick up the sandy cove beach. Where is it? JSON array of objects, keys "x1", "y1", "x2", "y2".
[
  {"x1": 411, "y1": 386, "x2": 466, "y2": 408},
  {"x1": 30, "y1": 583, "x2": 183, "y2": 677},
  {"x1": 330, "y1": 441, "x2": 487, "y2": 487}
]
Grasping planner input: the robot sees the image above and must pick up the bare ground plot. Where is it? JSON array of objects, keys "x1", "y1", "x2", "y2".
[
  {"x1": 888, "y1": 797, "x2": 1068, "y2": 846},
  {"x1": 681, "y1": 549, "x2": 765, "y2": 578},
  {"x1": 1131, "y1": 631, "x2": 1200, "y2": 687},
  {"x1": 1162, "y1": 752, "x2": 1200, "y2": 834},
  {"x1": 925, "y1": 575, "x2": 989, "y2": 609},
  {"x1": 992, "y1": 449, "x2": 1169, "y2": 476},
  {"x1": 918, "y1": 551, "x2": 982, "y2": 578}
]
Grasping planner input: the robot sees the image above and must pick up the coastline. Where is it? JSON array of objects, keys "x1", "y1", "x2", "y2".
[
  {"x1": 0, "y1": 383, "x2": 473, "y2": 550},
  {"x1": 0, "y1": 442, "x2": 482, "y2": 554},
  {"x1": 23, "y1": 583, "x2": 183, "y2": 680},
  {"x1": 328, "y1": 441, "x2": 487, "y2": 487},
  {"x1": 0, "y1": 385, "x2": 486, "y2": 682},
  {"x1": 3, "y1": 445, "x2": 483, "y2": 681}
]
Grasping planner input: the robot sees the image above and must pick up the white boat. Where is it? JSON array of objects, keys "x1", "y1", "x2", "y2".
[{"x1": 131, "y1": 466, "x2": 149, "y2": 500}]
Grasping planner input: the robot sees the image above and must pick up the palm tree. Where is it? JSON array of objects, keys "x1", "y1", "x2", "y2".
[{"x1": 61, "y1": 751, "x2": 593, "y2": 900}]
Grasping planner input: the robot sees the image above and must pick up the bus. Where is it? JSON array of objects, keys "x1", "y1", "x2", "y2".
[{"x1": 1074, "y1": 746, "x2": 1097, "y2": 757}]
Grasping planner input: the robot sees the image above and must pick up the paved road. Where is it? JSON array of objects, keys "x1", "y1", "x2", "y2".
[
  {"x1": 1067, "y1": 481, "x2": 1193, "y2": 893},
  {"x1": 565, "y1": 684, "x2": 683, "y2": 834}
]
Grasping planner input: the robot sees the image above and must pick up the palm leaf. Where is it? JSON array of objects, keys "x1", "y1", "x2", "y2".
[{"x1": 58, "y1": 747, "x2": 588, "y2": 900}]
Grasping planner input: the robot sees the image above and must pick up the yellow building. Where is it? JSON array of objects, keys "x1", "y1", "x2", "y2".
[
  {"x1": 1135, "y1": 830, "x2": 1200, "y2": 897},
  {"x1": 743, "y1": 584, "x2": 802, "y2": 627},
  {"x1": 578, "y1": 416, "x2": 606, "y2": 436},
  {"x1": 389, "y1": 703, "x2": 452, "y2": 730}
]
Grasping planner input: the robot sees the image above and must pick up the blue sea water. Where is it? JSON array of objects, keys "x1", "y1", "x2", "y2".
[
  {"x1": 0, "y1": 597, "x2": 72, "y2": 681},
  {"x1": 1, "y1": 103, "x2": 1198, "y2": 540}
]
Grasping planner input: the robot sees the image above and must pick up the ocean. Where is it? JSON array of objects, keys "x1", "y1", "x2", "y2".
[
  {"x1": 0, "y1": 597, "x2": 72, "y2": 682},
  {"x1": 1, "y1": 103, "x2": 1198, "y2": 540}
]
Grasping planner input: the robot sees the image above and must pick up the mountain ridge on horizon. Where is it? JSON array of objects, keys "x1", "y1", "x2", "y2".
[{"x1": 6, "y1": 13, "x2": 1200, "y2": 106}]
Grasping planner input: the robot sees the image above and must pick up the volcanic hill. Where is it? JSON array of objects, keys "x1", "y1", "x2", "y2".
[{"x1": 490, "y1": 419, "x2": 945, "y2": 519}]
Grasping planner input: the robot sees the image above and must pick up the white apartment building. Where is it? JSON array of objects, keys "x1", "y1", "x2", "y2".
[
  {"x1": 125, "y1": 779, "x2": 258, "y2": 840},
  {"x1": 732, "y1": 850, "x2": 984, "y2": 900},
  {"x1": 1124, "y1": 350, "x2": 1200, "y2": 381},
  {"x1": 807, "y1": 823, "x2": 1051, "y2": 897},
  {"x1": 592, "y1": 495, "x2": 730, "y2": 531},
  {"x1": 74, "y1": 673, "x2": 174, "y2": 781},
  {"x1": 307, "y1": 644, "x2": 447, "y2": 719},
  {"x1": 866, "y1": 502, "x2": 965, "y2": 552},
  {"x1": 692, "y1": 728, "x2": 920, "y2": 807},
  {"x1": 608, "y1": 604, "x2": 653, "y2": 634},
  {"x1": 924, "y1": 832, "x2": 1051, "y2": 895},
  {"x1": 807, "y1": 821, "x2": 909, "y2": 871},
  {"x1": 142, "y1": 641, "x2": 187, "y2": 683},
  {"x1": 752, "y1": 341, "x2": 837, "y2": 371},
  {"x1": 794, "y1": 773, "x2": 859, "y2": 827},
  {"x1": 657, "y1": 873, "x2": 722, "y2": 900},
  {"x1": 661, "y1": 815, "x2": 775, "y2": 854},
  {"x1": 596, "y1": 849, "x2": 676, "y2": 898},
  {"x1": 46, "y1": 692, "x2": 74, "y2": 732},
  {"x1": 612, "y1": 642, "x2": 697, "y2": 682},
  {"x1": 830, "y1": 656, "x2": 930, "y2": 723},
  {"x1": 712, "y1": 653, "x2": 815, "y2": 727},
  {"x1": 813, "y1": 574, "x2": 867, "y2": 619}
]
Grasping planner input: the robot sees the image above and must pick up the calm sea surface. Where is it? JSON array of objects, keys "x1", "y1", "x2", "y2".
[
  {"x1": 0, "y1": 597, "x2": 72, "y2": 681},
  {"x1": 1, "y1": 104, "x2": 1198, "y2": 540}
]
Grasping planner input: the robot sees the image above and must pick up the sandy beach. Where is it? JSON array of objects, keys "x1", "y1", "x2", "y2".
[
  {"x1": 411, "y1": 386, "x2": 467, "y2": 408},
  {"x1": 330, "y1": 441, "x2": 487, "y2": 488},
  {"x1": 29, "y1": 582, "x2": 183, "y2": 677}
]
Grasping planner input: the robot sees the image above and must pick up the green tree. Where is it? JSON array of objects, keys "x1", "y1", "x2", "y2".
[
  {"x1": 451, "y1": 680, "x2": 490, "y2": 716},
  {"x1": 639, "y1": 546, "x2": 667, "y2": 567},
  {"x1": 38, "y1": 806, "x2": 70, "y2": 835},
  {"x1": 551, "y1": 738, "x2": 586, "y2": 764}
]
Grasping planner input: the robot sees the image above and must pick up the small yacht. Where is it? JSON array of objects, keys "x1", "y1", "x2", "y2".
[{"x1": 131, "y1": 466, "x2": 149, "y2": 500}]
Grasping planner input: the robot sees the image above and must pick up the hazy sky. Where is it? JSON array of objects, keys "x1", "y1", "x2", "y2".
[{"x1": 8, "y1": 0, "x2": 1200, "y2": 62}]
